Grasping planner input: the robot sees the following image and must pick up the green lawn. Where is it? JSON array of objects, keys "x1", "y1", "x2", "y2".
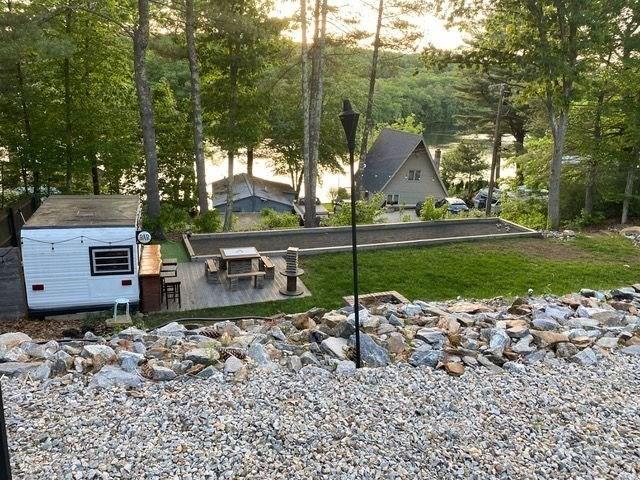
[
  {"x1": 143, "y1": 233, "x2": 640, "y2": 327},
  {"x1": 158, "y1": 240, "x2": 190, "y2": 263}
]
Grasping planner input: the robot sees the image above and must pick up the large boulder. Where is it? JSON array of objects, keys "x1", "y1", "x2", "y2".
[
  {"x1": 488, "y1": 329, "x2": 511, "y2": 356},
  {"x1": 184, "y1": 348, "x2": 220, "y2": 365},
  {"x1": 409, "y1": 347, "x2": 443, "y2": 368},
  {"x1": 0, "y1": 332, "x2": 31, "y2": 350},
  {"x1": 349, "y1": 333, "x2": 389, "y2": 367},
  {"x1": 320, "y1": 337, "x2": 349, "y2": 360},
  {"x1": 248, "y1": 343, "x2": 276, "y2": 369},
  {"x1": 0, "y1": 362, "x2": 42, "y2": 377},
  {"x1": 82, "y1": 345, "x2": 117, "y2": 369},
  {"x1": 90, "y1": 366, "x2": 143, "y2": 388}
]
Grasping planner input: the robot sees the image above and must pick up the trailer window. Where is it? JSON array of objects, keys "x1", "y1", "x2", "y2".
[{"x1": 90, "y1": 246, "x2": 134, "y2": 276}]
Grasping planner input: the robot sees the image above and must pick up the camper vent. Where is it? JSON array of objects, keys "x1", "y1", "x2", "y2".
[{"x1": 76, "y1": 209, "x2": 96, "y2": 218}]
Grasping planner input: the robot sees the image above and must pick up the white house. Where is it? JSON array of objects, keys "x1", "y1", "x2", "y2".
[{"x1": 21, "y1": 195, "x2": 142, "y2": 317}]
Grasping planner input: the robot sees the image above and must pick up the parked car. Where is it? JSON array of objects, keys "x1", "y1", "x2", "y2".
[
  {"x1": 473, "y1": 188, "x2": 501, "y2": 209},
  {"x1": 437, "y1": 197, "x2": 470, "y2": 214}
]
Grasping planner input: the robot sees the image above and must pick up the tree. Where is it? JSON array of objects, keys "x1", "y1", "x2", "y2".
[
  {"x1": 304, "y1": 0, "x2": 328, "y2": 227},
  {"x1": 133, "y1": 0, "x2": 161, "y2": 224},
  {"x1": 430, "y1": 0, "x2": 612, "y2": 229},
  {"x1": 185, "y1": 0, "x2": 209, "y2": 213},
  {"x1": 440, "y1": 141, "x2": 487, "y2": 200},
  {"x1": 201, "y1": 0, "x2": 284, "y2": 230},
  {"x1": 355, "y1": 0, "x2": 424, "y2": 199}
]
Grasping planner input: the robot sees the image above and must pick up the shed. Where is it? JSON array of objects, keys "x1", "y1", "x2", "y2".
[
  {"x1": 21, "y1": 195, "x2": 141, "y2": 316},
  {"x1": 212, "y1": 173, "x2": 296, "y2": 214},
  {"x1": 361, "y1": 128, "x2": 448, "y2": 206}
]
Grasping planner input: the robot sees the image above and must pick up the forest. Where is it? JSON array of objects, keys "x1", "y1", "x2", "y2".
[{"x1": 1, "y1": 0, "x2": 639, "y2": 232}]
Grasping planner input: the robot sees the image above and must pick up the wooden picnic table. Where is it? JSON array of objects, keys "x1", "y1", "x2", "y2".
[{"x1": 219, "y1": 247, "x2": 261, "y2": 275}]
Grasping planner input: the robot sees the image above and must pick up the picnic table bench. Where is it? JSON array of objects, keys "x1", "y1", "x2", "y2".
[
  {"x1": 227, "y1": 270, "x2": 266, "y2": 290},
  {"x1": 259, "y1": 255, "x2": 275, "y2": 279},
  {"x1": 205, "y1": 259, "x2": 220, "y2": 284}
]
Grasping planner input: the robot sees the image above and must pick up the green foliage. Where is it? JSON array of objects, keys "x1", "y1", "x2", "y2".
[
  {"x1": 446, "y1": 209, "x2": 485, "y2": 220},
  {"x1": 193, "y1": 210, "x2": 222, "y2": 233},
  {"x1": 565, "y1": 209, "x2": 606, "y2": 230},
  {"x1": 440, "y1": 141, "x2": 488, "y2": 200},
  {"x1": 500, "y1": 197, "x2": 548, "y2": 230},
  {"x1": 325, "y1": 193, "x2": 385, "y2": 226},
  {"x1": 401, "y1": 213, "x2": 412, "y2": 222},
  {"x1": 329, "y1": 187, "x2": 350, "y2": 203},
  {"x1": 258, "y1": 208, "x2": 300, "y2": 230},
  {"x1": 419, "y1": 196, "x2": 447, "y2": 221},
  {"x1": 143, "y1": 204, "x2": 192, "y2": 234},
  {"x1": 159, "y1": 240, "x2": 190, "y2": 263}
]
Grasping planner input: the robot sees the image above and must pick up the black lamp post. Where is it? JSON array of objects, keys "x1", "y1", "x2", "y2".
[
  {"x1": 339, "y1": 99, "x2": 362, "y2": 368},
  {"x1": 0, "y1": 382, "x2": 11, "y2": 479}
]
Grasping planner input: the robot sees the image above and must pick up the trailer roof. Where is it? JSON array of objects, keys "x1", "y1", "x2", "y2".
[{"x1": 23, "y1": 195, "x2": 140, "y2": 229}]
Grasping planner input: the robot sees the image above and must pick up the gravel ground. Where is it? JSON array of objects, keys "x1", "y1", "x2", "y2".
[{"x1": 5, "y1": 354, "x2": 640, "y2": 480}]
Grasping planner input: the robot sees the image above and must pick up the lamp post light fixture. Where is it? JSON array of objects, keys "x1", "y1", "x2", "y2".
[
  {"x1": 0, "y1": 382, "x2": 11, "y2": 479},
  {"x1": 339, "y1": 99, "x2": 362, "y2": 368}
]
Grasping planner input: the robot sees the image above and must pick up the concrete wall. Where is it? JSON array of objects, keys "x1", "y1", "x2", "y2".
[
  {"x1": 0, "y1": 247, "x2": 27, "y2": 320},
  {"x1": 383, "y1": 144, "x2": 447, "y2": 205}
]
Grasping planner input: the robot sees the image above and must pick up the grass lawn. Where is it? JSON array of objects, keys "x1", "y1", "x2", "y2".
[
  {"x1": 142, "y1": 233, "x2": 640, "y2": 327},
  {"x1": 157, "y1": 240, "x2": 190, "y2": 263}
]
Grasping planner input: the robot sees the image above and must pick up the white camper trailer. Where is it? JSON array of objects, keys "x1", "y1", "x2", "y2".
[{"x1": 21, "y1": 195, "x2": 142, "y2": 317}]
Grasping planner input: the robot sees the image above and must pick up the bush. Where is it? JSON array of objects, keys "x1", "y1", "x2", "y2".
[
  {"x1": 565, "y1": 209, "x2": 606, "y2": 230},
  {"x1": 142, "y1": 204, "x2": 192, "y2": 234},
  {"x1": 446, "y1": 209, "x2": 485, "y2": 220},
  {"x1": 259, "y1": 208, "x2": 300, "y2": 230},
  {"x1": 418, "y1": 196, "x2": 447, "y2": 221},
  {"x1": 401, "y1": 213, "x2": 412, "y2": 222},
  {"x1": 500, "y1": 196, "x2": 548, "y2": 230},
  {"x1": 329, "y1": 187, "x2": 350, "y2": 203},
  {"x1": 193, "y1": 210, "x2": 222, "y2": 233},
  {"x1": 325, "y1": 193, "x2": 385, "y2": 226}
]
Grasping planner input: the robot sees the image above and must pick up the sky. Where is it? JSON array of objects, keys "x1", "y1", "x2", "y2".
[{"x1": 272, "y1": 0, "x2": 465, "y2": 51}]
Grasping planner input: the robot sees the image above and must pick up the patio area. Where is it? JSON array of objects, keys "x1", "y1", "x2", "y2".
[{"x1": 162, "y1": 256, "x2": 311, "y2": 312}]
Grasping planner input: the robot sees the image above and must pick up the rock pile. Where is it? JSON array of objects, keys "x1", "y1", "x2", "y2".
[
  {"x1": 620, "y1": 226, "x2": 640, "y2": 247},
  {"x1": 2, "y1": 284, "x2": 640, "y2": 386}
]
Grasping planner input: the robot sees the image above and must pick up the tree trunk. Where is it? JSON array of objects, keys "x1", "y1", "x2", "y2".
[
  {"x1": 300, "y1": 0, "x2": 310, "y2": 212},
  {"x1": 63, "y1": 5, "x2": 73, "y2": 193},
  {"x1": 305, "y1": 0, "x2": 327, "y2": 228},
  {"x1": 223, "y1": 53, "x2": 239, "y2": 231},
  {"x1": 513, "y1": 129, "x2": 525, "y2": 185},
  {"x1": 90, "y1": 149, "x2": 100, "y2": 195},
  {"x1": 355, "y1": 0, "x2": 384, "y2": 199},
  {"x1": 224, "y1": 150, "x2": 235, "y2": 229},
  {"x1": 247, "y1": 146, "x2": 254, "y2": 177},
  {"x1": 185, "y1": 0, "x2": 208, "y2": 214},
  {"x1": 585, "y1": 91, "x2": 604, "y2": 216},
  {"x1": 486, "y1": 84, "x2": 504, "y2": 216},
  {"x1": 548, "y1": 111, "x2": 569, "y2": 230},
  {"x1": 133, "y1": 0, "x2": 162, "y2": 225},
  {"x1": 15, "y1": 62, "x2": 35, "y2": 193},
  {"x1": 621, "y1": 160, "x2": 637, "y2": 225}
]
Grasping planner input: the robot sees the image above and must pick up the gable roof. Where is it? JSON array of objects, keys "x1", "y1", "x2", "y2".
[
  {"x1": 212, "y1": 173, "x2": 295, "y2": 207},
  {"x1": 362, "y1": 128, "x2": 446, "y2": 194}
]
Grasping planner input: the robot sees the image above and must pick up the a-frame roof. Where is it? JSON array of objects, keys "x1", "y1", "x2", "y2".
[{"x1": 362, "y1": 128, "x2": 446, "y2": 194}]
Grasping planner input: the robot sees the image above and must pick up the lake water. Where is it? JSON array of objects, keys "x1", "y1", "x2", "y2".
[{"x1": 204, "y1": 133, "x2": 515, "y2": 202}]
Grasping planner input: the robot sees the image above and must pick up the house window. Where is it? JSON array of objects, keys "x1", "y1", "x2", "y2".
[
  {"x1": 387, "y1": 194, "x2": 399, "y2": 204},
  {"x1": 90, "y1": 246, "x2": 134, "y2": 276},
  {"x1": 414, "y1": 170, "x2": 421, "y2": 180},
  {"x1": 408, "y1": 170, "x2": 415, "y2": 180},
  {"x1": 408, "y1": 170, "x2": 421, "y2": 181}
]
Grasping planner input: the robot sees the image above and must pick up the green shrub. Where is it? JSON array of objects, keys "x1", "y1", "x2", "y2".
[
  {"x1": 565, "y1": 209, "x2": 606, "y2": 230},
  {"x1": 143, "y1": 204, "x2": 192, "y2": 234},
  {"x1": 325, "y1": 192, "x2": 385, "y2": 226},
  {"x1": 259, "y1": 208, "x2": 300, "y2": 230},
  {"x1": 500, "y1": 196, "x2": 548, "y2": 230},
  {"x1": 401, "y1": 213, "x2": 412, "y2": 222},
  {"x1": 446, "y1": 209, "x2": 485, "y2": 220},
  {"x1": 193, "y1": 209, "x2": 222, "y2": 233},
  {"x1": 419, "y1": 196, "x2": 447, "y2": 221},
  {"x1": 329, "y1": 187, "x2": 350, "y2": 203}
]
